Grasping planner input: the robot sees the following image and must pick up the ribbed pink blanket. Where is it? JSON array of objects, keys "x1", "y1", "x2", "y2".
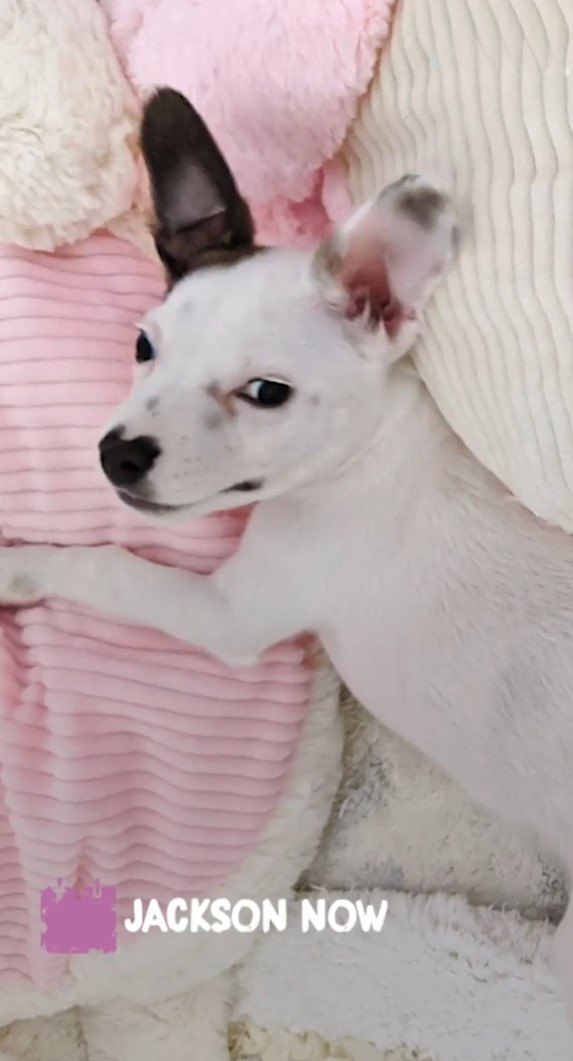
[{"x1": 0, "y1": 235, "x2": 310, "y2": 986}]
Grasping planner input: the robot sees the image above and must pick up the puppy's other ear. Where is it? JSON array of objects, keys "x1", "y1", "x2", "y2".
[
  {"x1": 141, "y1": 88, "x2": 255, "y2": 282},
  {"x1": 313, "y1": 175, "x2": 458, "y2": 343}
]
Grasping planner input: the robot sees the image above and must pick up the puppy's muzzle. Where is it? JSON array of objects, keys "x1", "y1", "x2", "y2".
[{"x1": 99, "y1": 429, "x2": 160, "y2": 488}]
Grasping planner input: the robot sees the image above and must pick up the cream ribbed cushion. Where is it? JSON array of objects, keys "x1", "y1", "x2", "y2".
[{"x1": 342, "y1": 0, "x2": 573, "y2": 530}]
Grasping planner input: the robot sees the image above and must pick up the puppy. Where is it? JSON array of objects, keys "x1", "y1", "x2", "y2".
[{"x1": 2, "y1": 89, "x2": 573, "y2": 1023}]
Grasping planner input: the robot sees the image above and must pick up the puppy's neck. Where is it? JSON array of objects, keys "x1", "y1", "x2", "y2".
[{"x1": 287, "y1": 362, "x2": 451, "y2": 507}]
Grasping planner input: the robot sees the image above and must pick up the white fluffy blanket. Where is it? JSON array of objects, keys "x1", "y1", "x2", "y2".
[
  {"x1": 1, "y1": 891, "x2": 569, "y2": 1061},
  {"x1": 236, "y1": 892, "x2": 571, "y2": 1061}
]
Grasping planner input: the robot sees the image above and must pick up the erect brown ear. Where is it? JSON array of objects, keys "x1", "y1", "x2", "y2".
[{"x1": 140, "y1": 88, "x2": 255, "y2": 283}]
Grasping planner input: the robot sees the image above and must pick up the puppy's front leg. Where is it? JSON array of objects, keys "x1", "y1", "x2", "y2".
[{"x1": 0, "y1": 542, "x2": 305, "y2": 664}]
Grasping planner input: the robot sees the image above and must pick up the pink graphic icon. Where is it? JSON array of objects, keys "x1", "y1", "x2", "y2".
[{"x1": 40, "y1": 880, "x2": 117, "y2": 955}]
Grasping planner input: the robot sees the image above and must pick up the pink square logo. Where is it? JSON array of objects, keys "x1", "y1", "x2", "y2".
[{"x1": 40, "y1": 880, "x2": 117, "y2": 955}]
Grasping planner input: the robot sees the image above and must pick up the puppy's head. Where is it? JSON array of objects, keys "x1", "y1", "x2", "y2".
[{"x1": 100, "y1": 89, "x2": 458, "y2": 520}]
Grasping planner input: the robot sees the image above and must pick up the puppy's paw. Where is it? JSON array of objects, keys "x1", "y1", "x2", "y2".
[{"x1": 0, "y1": 546, "x2": 53, "y2": 605}]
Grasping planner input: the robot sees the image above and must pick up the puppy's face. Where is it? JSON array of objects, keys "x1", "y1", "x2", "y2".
[{"x1": 100, "y1": 90, "x2": 458, "y2": 521}]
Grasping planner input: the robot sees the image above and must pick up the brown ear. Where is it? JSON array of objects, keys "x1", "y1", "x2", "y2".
[{"x1": 140, "y1": 88, "x2": 255, "y2": 282}]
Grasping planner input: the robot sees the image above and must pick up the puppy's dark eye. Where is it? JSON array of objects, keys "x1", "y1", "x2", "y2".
[
  {"x1": 237, "y1": 378, "x2": 292, "y2": 408},
  {"x1": 135, "y1": 331, "x2": 155, "y2": 363}
]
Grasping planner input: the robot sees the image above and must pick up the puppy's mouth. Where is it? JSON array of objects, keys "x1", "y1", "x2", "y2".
[
  {"x1": 221, "y1": 479, "x2": 263, "y2": 494},
  {"x1": 117, "y1": 479, "x2": 264, "y2": 514},
  {"x1": 117, "y1": 491, "x2": 180, "y2": 515}
]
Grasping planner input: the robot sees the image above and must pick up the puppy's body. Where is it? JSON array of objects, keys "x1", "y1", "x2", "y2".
[
  {"x1": 270, "y1": 369, "x2": 573, "y2": 863},
  {"x1": 187, "y1": 357, "x2": 573, "y2": 866},
  {"x1": 2, "y1": 89, "x2": 573, "y2": 1023},
  {"x1": 5, "y1": 353, "x2": 572, "y2": 872}
]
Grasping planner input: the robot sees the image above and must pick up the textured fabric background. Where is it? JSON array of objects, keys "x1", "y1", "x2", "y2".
[
  {"x1": 103, "y1": 0, "x2": 394, "y2": 246},
  {"x1": 0, "y1": 0, "x2": 143, "y2": 251},
  {"x1": 342, "y1": 0, "x2": 573, "y2": 534}
]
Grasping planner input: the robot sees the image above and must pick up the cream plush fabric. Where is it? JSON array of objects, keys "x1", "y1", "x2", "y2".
[
  {"x1": 236, "y1": 893, "x2": 570, "y2": 1061},
  {"x1": 342, "y1": 0, "x2": 573, "y2": 533},
  {"x1": 0, "y1": 0, "x2": 148, "y2": 253},
  {"x1": 0, "y1": 1002, "x2": 424, "y2": 1061}
]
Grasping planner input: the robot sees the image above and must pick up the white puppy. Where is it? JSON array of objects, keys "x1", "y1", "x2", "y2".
[{"x1": 2, "y1": 90, "x2": 572, "y2": 1023}]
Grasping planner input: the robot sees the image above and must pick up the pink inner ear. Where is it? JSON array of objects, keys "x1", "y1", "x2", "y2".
[{"x1": 341, "y1": 252, "x2": 405, "y2": 339}]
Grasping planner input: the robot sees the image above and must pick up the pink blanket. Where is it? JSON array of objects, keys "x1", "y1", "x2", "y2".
[
  {"x1": 0, "y1": 0, "x2": 395, "y2": 988},
  {"x1": 0, "y1": 236, "x2": 310, "y2": 986},
  {"x1": 103, "y1": 0, "x2": 394, "y2": 245}
]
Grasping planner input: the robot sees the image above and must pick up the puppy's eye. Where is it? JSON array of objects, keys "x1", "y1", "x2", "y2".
[
  {"x1": 135, "y1": 331, "x2": 155, "y2": 363},
  {"x1": 237, "y1": 378, "x2": 292, "y2": 408}
]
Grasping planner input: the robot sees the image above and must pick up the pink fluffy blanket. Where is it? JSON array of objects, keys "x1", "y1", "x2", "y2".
[
  {"x1": 103, "y1": 0, "x2": 394, "y2": 246},
  {"x1": 0, "y1": 0, "x2": 394, "y2": 988}
]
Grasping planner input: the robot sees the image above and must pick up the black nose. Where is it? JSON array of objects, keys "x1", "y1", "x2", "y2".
[{"x1": 99, "y1": 429, "x2": 160, "y2": 488}]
